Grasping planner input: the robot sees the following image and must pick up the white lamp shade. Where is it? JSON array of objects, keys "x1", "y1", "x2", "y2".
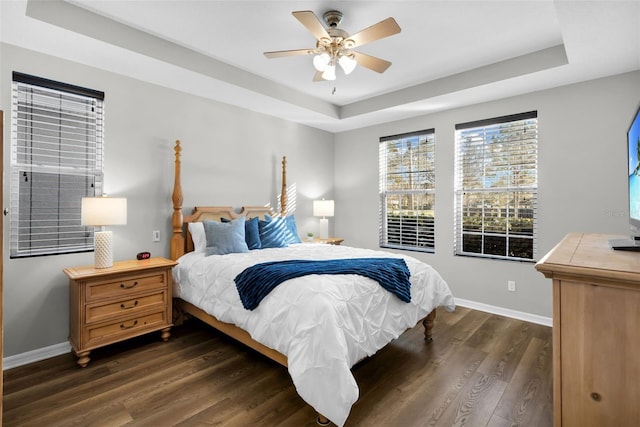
[
  {"x1": 81, "y1": 197, "x2": 127, "y2": 226},
  {"x1": 313, "y1": 53, "x2": 330, "y2": 72},
  {"x1": 313, "y1": 199, "x2": 334, "y2": 217},
  {"x1": 321, "y1": 64, "x2": 336, "y2": 81},
  {"x1": 338, "y1": 54, "x2": 357, "y2": 75}
]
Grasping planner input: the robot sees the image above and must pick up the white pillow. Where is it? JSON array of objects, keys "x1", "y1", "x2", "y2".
[{"x1": 188, "y1": 222, "x2": 207, "y2": 252}]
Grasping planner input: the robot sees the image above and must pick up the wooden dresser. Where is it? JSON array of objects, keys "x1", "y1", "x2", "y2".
[
  {"x1": 535, "y1": 233, "x2": 640, "y2": 426},
  {"x1": 64, "y1": 257, "x2": 177, "y2": 367}
]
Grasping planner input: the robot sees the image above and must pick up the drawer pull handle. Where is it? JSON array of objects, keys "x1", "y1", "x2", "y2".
[
  {"x1": 120, "y1": 320, "x2": 138, "y2": 329},
  {"x1": 120, "y1": 300, "x2": 139, "y2": 310},
  {"x1": 120, "y1": 281, "x2": 139, "y2": 289},
  {"x1": 591, "y1": 392, "x2": 602, "y2": 402}
]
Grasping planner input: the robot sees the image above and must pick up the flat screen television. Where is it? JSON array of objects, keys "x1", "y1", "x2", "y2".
[{"x1": 610, "y1": 102, "x2": 640, "y2": 250}]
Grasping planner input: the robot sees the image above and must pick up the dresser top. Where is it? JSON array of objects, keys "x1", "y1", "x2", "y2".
[
  {"x1": 536, "y1": 233, "x2": 640, "y2": 286},
  {"x1": 64, "y1": 257, "x2": 177, "y2": 280}
]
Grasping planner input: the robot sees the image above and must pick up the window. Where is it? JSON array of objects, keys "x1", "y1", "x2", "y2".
[
  {"x1": 379, "y1": 129, "x2": 436, "y2": 252},
  {"x1": 455, "y1": 111, "x2": 538, "y2": 261},
  {"x1": 10, "y1": 72, "x2": 104, "y2": 258}
]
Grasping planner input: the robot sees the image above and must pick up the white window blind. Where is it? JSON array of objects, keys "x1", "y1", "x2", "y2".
[
  {"x1": 454, "y1": 111, "x2": 537, "y2": 261},
  {"x1": 379, "y1": 129, "x2": 436, "y2": 252},
  {"x1": 10, "y1": 72, "x2": 104, "y2": 258}
]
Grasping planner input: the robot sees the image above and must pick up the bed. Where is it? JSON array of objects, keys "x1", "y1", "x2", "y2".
[{"x1": 169, "y1": 140, "x2": 455, "y2": 426}]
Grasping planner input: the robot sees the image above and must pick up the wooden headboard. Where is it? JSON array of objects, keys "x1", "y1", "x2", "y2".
[{"x1": 170, "y1": 140, "x2": 288, "y2": 260}]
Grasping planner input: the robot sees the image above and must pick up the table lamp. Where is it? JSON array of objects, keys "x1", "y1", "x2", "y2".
[
  {"x1": 81, "y1": 197, "x2": 127, "y2": 268},
  {"x1": 313, "y1": 199, "x2": 334, "y2": 239}
]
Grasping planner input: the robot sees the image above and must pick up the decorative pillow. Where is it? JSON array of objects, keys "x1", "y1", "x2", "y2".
[
  {"x1": 188, "y1": 222, "x2": 207, "y2": 252},
  {"x1": 259, "y1": 215, "x2": 301, "y2": 248},
  {"x1": 221, "y1": 216, "x2": 262, "y2": 250},
  {"x1": 203, "y1": 217, "x2": 249, "y2": 256},
  {"x1": 284, "y1": 215, "x2": 302, "y2": 244}
]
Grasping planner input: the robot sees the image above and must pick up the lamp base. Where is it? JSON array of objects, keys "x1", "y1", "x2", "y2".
[
  {"x1": 319, "y1": 218, "x2": 329, "y2": 239},
  {"x1": 94, "y1": 230, "x2": 113, "y2": 268}
]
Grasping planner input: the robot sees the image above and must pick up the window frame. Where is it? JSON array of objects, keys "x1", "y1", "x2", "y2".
[
  {"x1": 454, "y1": 111, "x2": 538, "y2": 261},
  {"x1": 379, "y1": 128, "x2": 436, "y2": 253},
  {"x1": 10, "y1": 72, "x2": 105, "y2": 258}
]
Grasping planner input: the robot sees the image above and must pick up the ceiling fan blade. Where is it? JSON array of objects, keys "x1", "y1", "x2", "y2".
[
  {"x1": 312, "y1": 71, "x2": 325, "y2": 82},
  {"x1": 264, "y1": 49, "x2": 314, "y2": 58},
  {"x1": 292, "y1": 10, "x2": 331, "y2": 42},
  {"x1": 352, "y1": 51, "x2": 392, "y2": 73},
  {"x1": 345, "y1": 17, "x2": 401, "y2": 48}
]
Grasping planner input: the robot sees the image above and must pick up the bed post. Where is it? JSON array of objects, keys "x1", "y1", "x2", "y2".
[
  {"x1": 280, "y1": 155, "x2": 287, "y2": 216},
  {"x1": 423, "y1": 309, "x2": 437, "y2": 343},
  {"x1": 170, "y1": 140, "x2": 184, "y2": 261}
]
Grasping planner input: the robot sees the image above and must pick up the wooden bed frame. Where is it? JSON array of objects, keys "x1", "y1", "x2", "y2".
[{"x1": 169, "y1": 139, "x2": 436, "y2": 424}]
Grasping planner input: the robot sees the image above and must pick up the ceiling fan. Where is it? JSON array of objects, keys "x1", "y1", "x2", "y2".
[{"x1": 263, "y1": 10, "x2": 401, "y2": 81}]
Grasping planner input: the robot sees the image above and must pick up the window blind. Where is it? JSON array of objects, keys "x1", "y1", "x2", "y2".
[
  {"x1": 454, "y1": 111, "x2": 537, "y2": 261},
  {"x1": 379, "y1": 129, "x2": 436, "y2": 252},
  {"x1": 10, "y1": 72, "x2": 104, "y2": 257}
]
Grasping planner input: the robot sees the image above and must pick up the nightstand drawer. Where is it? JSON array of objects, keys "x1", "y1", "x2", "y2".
[
  {"x1": 86, "y1": 272, "x2": 167, "y2": 301},
  {"x1": 85, "y1": 310, "x2": 167, "y2": 348},
  {"x1": 86, "y1": 291, "x2": 167, "y2": 324}
]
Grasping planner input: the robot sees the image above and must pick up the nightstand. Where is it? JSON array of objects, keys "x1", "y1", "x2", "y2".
[
  {"x1": 312, "y1": 237, "x2": 344, "y2": 245},
  {"x1": 64, "y1": 257, "x2": 177, "y2": 367}
]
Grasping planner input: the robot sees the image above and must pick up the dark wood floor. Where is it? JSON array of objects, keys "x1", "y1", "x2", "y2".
[{"x1": 3, "y1": 306, "x2": 552, "y2": 426}]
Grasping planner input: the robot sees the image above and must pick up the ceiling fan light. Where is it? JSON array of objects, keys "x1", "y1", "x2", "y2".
[
  {"x1": 313, "y1": 53, "x2": 330, "y2": 72},
  {"x1": 338, "y1": 54, "x2": 357, "y2": 75},
  {"x1": 322, "y1": 64, "x2": 336, "y2": 81}
]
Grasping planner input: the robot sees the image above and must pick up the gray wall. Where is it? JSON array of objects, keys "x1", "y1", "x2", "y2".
[
  {"x1": 2, "y1": 40, "x2": 639, "y2": 358},
  {"x1": 334, "y1": 70, "x2": 640, "y2": 318},
  {"x1": 1, "y1": 43, "x2": 335, "y2": 357}
]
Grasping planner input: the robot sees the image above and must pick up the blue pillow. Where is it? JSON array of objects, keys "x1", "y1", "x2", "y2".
[
  {"x1": 203, "y1": 217, "x2": 249, "y2": 255},
  {"x1": 244, "y1": 216, "x2": 262, "y2": 249},
  {"x1": 259, "y1": 215, "x2": 301, "y2": 248},
  {"x1": 284, "y1": 215, "x2": 302, "y2": 243},
  {"x1": 222, "y1": 216, "x2": 262, "y2": 250}
]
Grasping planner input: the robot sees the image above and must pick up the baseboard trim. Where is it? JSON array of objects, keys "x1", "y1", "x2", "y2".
[
  {"x1": 455, "y1": 297, "x2": 552, "y2": 327},
  {"x1": 3, "y1": 299, "x2": 552, "y2": 370},
  {"x1": 3, "y1": 341, "x2": 71, "y2": 371}
]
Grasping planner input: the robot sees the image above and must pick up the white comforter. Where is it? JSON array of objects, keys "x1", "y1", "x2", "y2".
[{"x1": 172, "y1": 244, "x2": 455, "y2": 426}]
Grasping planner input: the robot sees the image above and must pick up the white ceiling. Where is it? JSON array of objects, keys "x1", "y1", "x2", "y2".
[{"x1": 2, "y1": 0, "x2": 639, "y2": 132}]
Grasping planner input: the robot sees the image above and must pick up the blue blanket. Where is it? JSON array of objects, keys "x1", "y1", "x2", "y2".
[{"x1": 234, "y1": 257, "x2": 412, "y2": 310}]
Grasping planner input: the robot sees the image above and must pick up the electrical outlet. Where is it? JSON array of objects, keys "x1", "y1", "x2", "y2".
[
  {"x1": 153, "y1": 230, "x2": 160, "y2": 242},
  {"x1": 507, "y1": 280, "x2": 516, "y2": 292}
]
